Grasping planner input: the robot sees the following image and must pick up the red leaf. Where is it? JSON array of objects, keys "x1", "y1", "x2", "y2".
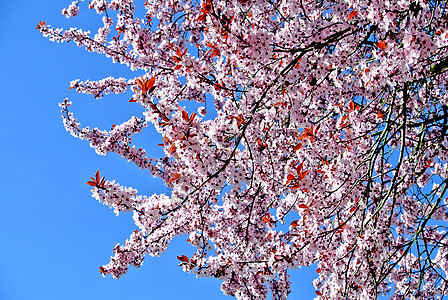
[
  {"x1": 298, "y1": 170, "x2": 309, "y2": 180},
  {"x1": 189, "y1": 113, "x2": 197, "y2": 123},
  {"x1": 349, "y1": 101, "x2": 355, "y2": 111},
  {"x1": 298, "y1": 204, "x2": 309, "y2": 209},
  {"x1": 262, "y1": 213, "x2": 272, "y2": 223},
  {"x1": 376, "y1": 40, "x2": 387, "y2": 50},
  {"x1": 316, "y1": 268, "x2": 322, "y2": 273},
  {"x1": 145, "y1": 77, "x2": 155, "y2": 91},
  {"x1": 35, "y1": 20, "x2": 46, "y2": 30},
  {"x1": 150, "y1": 103, "x2": 158, "y2": 112},
  {"x1": 177, "y1": 255, "x2": 189, "y2": 263},
  {"x1": 95, "y1": 170, "x2": 100, "y2": 183},
  {"x1": 290, "y1": 220, "x2": 300, "y2": 227},
  {"x1": 174, "y1": 65, "x2": 182, "y2": 70},
  {"x1": 287, "y1": 174, "x2": 296, "y2": 180},
  {"x1": 182, "y1": 110, "x2": 189, "y2": 122},
  {"x1": 202, "y1": 0, "x2": 211, "y2": 12},
  {"x1": 304, "y1": 126, "x2": 314, "y2": 137},
  {"x1": 347, "y1": 10, "x2": 358, "y2": 21},
  {"x1": 197, "y1": 13, "x2": 207, "y2": 22},
  {"x1": 136, "y1": 78, "x2": 144, "y2": 89},
  {"x1": 129, "y1": 99, "x2": 138, "y2": 102},
  {"x1": 211, "y1": 49, "x2": 220, "y2": 58},
  {"x1": 136, "y1": 77, "x2": 154, "y2": 94},
  {"x1": 293, "y1": 143, "x2": 302, "y2": 151},
  {"x1": 148, "y1": 86, "x2": 156, "y2": 94},
  {"x1": 86, "y1": 181, "x2": 97, "y2": 187},
  {"x1": 168, "y1": 173, "x2": 180, "y2": 184},
  {"x1": 315, "y1": 290, "x2": 322, "y2": 296},
  {"x1": 176, "y1": 47, "x2": 182, "y2": 58}
]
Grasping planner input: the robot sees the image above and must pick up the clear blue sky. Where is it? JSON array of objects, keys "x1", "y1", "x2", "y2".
[{"x1": 0, "y1": 1, "x2": 317, "y2": 299}]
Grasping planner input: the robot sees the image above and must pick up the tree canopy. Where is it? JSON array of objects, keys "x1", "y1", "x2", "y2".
[{"x1": 38, "y1": 0, "x2": 448, "y2": 298}]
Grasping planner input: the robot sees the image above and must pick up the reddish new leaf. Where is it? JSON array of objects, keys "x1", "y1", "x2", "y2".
[
  {"x1": 176, "y1": 47, "x2": 182, "y2": 58},
  {"x1": 136, "y1": 78, "x2": 144, "y2": 89},
  {"x1": 145, "y1": 77, "x2": 155, "y2": 91},
  {"x1": 262, "y1": 213, "x2": 273, "y2": 223},
  {"x1": 296, "y1": 162, "x2": 304, "y2": 174},
  {"x1": 298, "y1": 170, "x2": 309, "y2": 180},
  {"x1": 376, "y1": 40, "x2": 387, "y2": 50},
  {"x1": 197, "y1": 13, "x2": 207, "y2": 22},
  {"x1": 349, "y1": 100, "x2": 355, "y2": 111},
  {"x1": 182, "y1": 110, "x2": 189, "y2": 122},
  {"x1": 95, "y1": 170, "x2": 100, "y2": 183},
  {"x1": 347, "y1": 10, "x2": 358, "y2": 21},
  {"x1": 177, "y1": 255, "x2": 189, "y2": 263},
  {"x1": 290, "y1": 220, "x2": 300, "y2": 227},
  {"x1": 293, "y1": 143, "x2": 302, "y2": 151},
  {"x1": 168, "y1": 173, "x2": 180, "y2": 183}
]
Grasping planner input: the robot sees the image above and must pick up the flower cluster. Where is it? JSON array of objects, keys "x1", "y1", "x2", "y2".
[{"x1": 41, "y1": 0, "x2": 448, "y2": 298}]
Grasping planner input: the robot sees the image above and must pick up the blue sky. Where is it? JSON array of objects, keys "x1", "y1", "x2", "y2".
[{"x1": 0, "y1": 1, "x2": 317, "y2": 299}]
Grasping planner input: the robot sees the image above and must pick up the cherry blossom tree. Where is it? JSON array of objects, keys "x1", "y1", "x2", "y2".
[{"x1": 37, "y1": 0, "x2": 448, "y2": 298}]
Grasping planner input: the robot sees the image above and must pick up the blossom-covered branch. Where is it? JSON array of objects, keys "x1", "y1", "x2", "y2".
[{"x1": 40, "y1": 0, "x2": 448, "y2": 298}]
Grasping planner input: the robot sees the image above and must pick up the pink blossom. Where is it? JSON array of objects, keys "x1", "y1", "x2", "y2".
[{"x1": 40, "y1": 0, "x2": 448, "y2": 298}]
